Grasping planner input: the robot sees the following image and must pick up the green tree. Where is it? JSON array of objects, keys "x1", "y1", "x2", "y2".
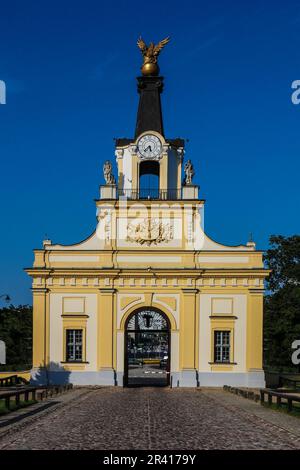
[
  {"x1": 264, "y1": 235, "x2": 300, "y2": 370},
  {"x1": 0, "y1": 305, "x2": 32, "y2": 370}
]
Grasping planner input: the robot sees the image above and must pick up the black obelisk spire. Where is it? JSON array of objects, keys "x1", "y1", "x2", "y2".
[{"x1": 134, "y1": 76, "x2": 164, "y2": 138}]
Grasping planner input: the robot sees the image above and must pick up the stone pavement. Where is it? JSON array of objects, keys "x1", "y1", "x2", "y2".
[
  {"x1": 1, "y1": 387, "x2": 300, "y2": 450},
  {"x1": 0, "y1": 386, "x2": 92, "y2": 434}
]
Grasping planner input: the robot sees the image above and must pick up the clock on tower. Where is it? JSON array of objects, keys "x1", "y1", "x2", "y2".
[{"x1": 137, "y1": 134, "x2": 162, "y2": 159}]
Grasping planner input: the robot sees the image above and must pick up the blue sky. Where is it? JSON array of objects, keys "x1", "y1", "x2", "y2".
[{"x1": 0, "y1": 0, "x2": 300, "y2": 305}]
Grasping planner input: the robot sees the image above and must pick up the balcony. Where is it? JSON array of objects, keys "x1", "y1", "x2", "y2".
[{"x1": 118, "y1": 188, "x2": 182, "y2": 200}]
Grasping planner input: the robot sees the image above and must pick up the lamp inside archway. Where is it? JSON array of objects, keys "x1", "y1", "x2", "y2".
[{"x1": 142, "y1": 312, "x2": 153, "y2": 328}]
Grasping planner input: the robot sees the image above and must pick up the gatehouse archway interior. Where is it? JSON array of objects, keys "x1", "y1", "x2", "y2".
[{"x1": 124, "y1": 308, "x2": 170, "y2": 387}]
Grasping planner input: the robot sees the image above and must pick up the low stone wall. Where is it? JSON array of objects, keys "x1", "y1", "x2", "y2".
[{"x1": 223, "y1": 385, "x2": 260, "y2": 402}]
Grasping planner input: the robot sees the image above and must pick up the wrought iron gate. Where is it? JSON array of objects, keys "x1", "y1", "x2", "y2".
[{"x1": 124, "y1": 308, "x2": 170, "y2": 387}]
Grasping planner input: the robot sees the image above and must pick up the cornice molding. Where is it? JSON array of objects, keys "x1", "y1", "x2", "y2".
[
  {"x1": 31, "y1": 288, "x2": 48, "y2": 293},
  {"x1": 181, "y1": 288, "x2": 199, "y2": 294}
]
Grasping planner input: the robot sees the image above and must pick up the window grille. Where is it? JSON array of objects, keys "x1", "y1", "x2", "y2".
[
  {"x1": 66, "y1": 329, "x2": 83, "y2": 362},
  {"x1": 214, "y1": 331, "x2": 230, "y2": 363}
]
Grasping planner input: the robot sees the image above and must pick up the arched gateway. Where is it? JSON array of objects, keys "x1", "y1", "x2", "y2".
[{"x1": 124, "y1": 308, "x2": 170, "y2": 387}]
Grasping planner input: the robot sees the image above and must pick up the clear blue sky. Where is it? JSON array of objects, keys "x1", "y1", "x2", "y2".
[{"x1": 0, "y1": 0, "x2": 300, "y2": 305}]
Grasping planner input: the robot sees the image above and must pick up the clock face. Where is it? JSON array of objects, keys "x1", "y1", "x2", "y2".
[{"x1": 137, "y1": 134, "x2": 162, "y2": 159}]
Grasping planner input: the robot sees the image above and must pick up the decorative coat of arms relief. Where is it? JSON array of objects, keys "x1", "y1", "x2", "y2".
[{"x1": 126, "y1": 218, "x2": 173, "y2": 246}]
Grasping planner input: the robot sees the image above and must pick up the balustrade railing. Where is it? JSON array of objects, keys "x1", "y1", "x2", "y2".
[
  {"x1": 0, "y1": 383, "x2": 73, "y2": 411},
  {"x1": 118, "y1": 188, "x2": 181, "y2": 200},
  {"x1": 260, "y1": 388, "x2": 300, "y2": 412},
  {"x1": 0, "y1": 375, "x2": 29, "y2": 387}
]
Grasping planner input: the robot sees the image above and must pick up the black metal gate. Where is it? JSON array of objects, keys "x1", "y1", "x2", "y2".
[{"x1": 124, "y1": 308, "x2": 170, "y2": 387}]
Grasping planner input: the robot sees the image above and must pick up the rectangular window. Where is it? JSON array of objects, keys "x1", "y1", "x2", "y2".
[
  {"x1": 66, "y1": 329, "x2": 83, "y2": 362},
  {"x1": 214, "y1": 331, "x2": 230, "y2": 363}
]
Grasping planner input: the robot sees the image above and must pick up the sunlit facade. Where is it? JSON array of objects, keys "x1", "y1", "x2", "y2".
[{"x1": 26, "y1": 49, "x2": 268, "y2": 388}]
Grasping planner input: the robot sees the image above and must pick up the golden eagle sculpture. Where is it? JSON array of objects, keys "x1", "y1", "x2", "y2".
[{"x1": 137, "y1": 36, "x2": 170, "y2": 76}]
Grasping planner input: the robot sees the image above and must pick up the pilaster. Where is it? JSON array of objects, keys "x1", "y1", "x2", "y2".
[
  {"x1": 32, "y1": 288, "x2": 48, "y2": 369},
  {"x1": 180, "y1": 288, "x2": 199, "y2": 386},
  {"x1": 98, "y1": 288, "x2": 116, "y2": 385},
  {"x1": 246, "y1": 289, "x2": 264, "y2": 370}
]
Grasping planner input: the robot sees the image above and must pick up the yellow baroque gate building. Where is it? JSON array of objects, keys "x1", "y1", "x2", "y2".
[{"x1": 26, "y1": 40, "x2": 268, "y2": 388}]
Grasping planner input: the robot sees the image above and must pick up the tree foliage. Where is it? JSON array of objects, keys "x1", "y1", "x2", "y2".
[
  {"x1": 265, "y1": 235, "x2": 300, "y2": 292},
  {"x1": 264, "y1": 235, "x2": 300, "y2": 370},
  {"x1": 0, "y1": 305, "x2": 32, "y2": 369}
]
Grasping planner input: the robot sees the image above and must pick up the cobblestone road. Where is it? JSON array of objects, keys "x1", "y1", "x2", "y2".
[{"x1": 1, "y1": 387, "x2": 300, "y2": 450}]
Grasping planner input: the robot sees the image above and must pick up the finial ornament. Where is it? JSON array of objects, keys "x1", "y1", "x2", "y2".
[
  {"x1": 183, "y1": 159, "x2": 194, "y2": 185},
  {"x1": 103, "y1": 160, "x2": 116, "y2": 185},
  {"x1": 137, "y1": 36, "x2": 170, "y2": 76}
]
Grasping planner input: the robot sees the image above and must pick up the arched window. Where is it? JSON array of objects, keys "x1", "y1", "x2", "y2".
[
  {"x1": 139, "y1": 160, "x2": 159, "y2": 199},
  {"x1": 126, "y1": 309, "x2": 169, "y2": 331}
]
